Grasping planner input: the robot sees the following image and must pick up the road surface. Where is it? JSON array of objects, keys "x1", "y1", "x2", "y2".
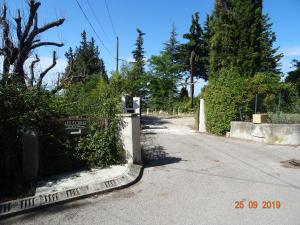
[{"x1": 2, "y1": 116, "x2": 300, "y2": 225}]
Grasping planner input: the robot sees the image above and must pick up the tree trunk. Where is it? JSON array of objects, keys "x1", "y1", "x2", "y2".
[
  {"x1": 2, "y1": 58, "x2": 10, "y2": 85},
  {"x1": 190, "y1": 50, "x2": 195, "y2": 108}
]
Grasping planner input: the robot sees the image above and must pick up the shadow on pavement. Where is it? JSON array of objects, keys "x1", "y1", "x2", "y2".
[
  {"x1": 142, "y1": 145, "x2": 182, "y2": 168},
  {"x1": 141, "y1": 116, "x2": 170, "y2": 126}
]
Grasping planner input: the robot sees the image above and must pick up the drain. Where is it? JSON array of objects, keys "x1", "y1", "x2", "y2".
[{"x1": 280, "y1": 159, "x2": 300, "y2": 169}]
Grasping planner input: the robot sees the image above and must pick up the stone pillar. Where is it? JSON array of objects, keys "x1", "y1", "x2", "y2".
[
  {"x1": 22, "y1": 130, "x2": 39, "y2": 181},
  {"x1": 199, "y1": 99, "x2": 206, "y2": 132},
  {"x1": 133, "y1": 97, "x2": 141, "y2": 114},
  {"x1": 121, "y1": 114, "x2": 141, "y2": 164}
]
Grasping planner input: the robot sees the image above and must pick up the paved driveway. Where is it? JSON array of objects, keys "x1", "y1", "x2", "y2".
[{"x1": 2, "y1": 116, "x2": 300, "y2": 225}]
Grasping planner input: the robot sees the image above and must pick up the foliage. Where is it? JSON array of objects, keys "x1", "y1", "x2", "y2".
[
  {"x1": 0, "y1": 81, "x2": 63, "y2": 196},
  {"x1": 285, "y1": 59, "x2": 300, "y2": 97},
  {"x1": 202, "y1": 69, "x2": 249, "y2": 135},
  {"x1": 208, "y1": 0, "x2": 282, "y2": 78},
  {"x1": 64, "y1": 30, "x2": 107, "y2": 83},
  {"x1": 132, "y1": 29, "x2": 146, "y2": 75},
  {"x1": 54, "y1": 75, "x2": 125, "y2": 168},
  {"x1": 181, "y1": 12, "x2": 207, "y2": 80},
  {"x1": 127, "y1": 29, "x2": 146, "y2": 97},
  {"x1": 268, "y1": 113, "x2": 300, "y2": 124},
  {"x1": 146, "y1": 25, "x2": 188, "y2": 112},
  {"x1": 202, "y1": 69, "x2": 299, "y2": 135},
  {"x1": 75, "y1": 118, "x2": 125, "y2": 168},
  {"x1": 246, "y1": 72, "x2": 299, "y2": 114},
  {"x1": 0, "y1": 74, "x2": 126, "y2": 199},
  {"x1": 179, "y1": 12, "x2": 207, "y2": 108}
]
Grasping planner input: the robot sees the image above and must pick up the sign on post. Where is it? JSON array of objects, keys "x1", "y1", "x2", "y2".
[{"x1": 64, "y1": 119, "x2": 88, "y2": 135}]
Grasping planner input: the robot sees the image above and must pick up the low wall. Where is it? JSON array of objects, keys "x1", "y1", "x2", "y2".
[{"x1": 230, "y1": 121, "x2": 300, "y2": 145}]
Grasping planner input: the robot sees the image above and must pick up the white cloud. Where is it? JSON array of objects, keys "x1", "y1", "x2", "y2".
[
  {"x1": 281, "y1": 46, "x2": 300, "y2": 56},
  {"x1": 34, "y1": 56, "x2": 67, "y2": 88}
]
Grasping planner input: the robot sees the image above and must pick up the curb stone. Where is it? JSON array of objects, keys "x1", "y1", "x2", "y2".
[{"x1": 0, "y1": 163, "x2": 143, "y2": 218}]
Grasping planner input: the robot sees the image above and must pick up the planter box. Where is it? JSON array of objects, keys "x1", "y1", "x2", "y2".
[{"x1": 253, "y1": 114, "x2": 268, "y2": 124}]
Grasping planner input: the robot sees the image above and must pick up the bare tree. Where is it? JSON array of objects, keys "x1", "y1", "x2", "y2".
[{"x1": 0, "y1": 0, "x2": 65, "y2": 87}]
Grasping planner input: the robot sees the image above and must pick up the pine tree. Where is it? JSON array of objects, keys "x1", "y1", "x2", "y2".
[
  {"x1": 163, "y1": 24, "x2": 179, "y2": 64},
  {"x1": 64, "y1": 30, "x2": 107, "y2": 83},
  {"x1": 181, "y1": 12, "x2": 207, "y2": 108},
  {"x1": 147, "y1": 25, "x2": 182, "y2": 111}
]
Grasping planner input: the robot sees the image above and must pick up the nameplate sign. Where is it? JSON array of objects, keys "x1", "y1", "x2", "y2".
[{"x1": 64, "y1": 119, "x2": 88, "y2": 135}]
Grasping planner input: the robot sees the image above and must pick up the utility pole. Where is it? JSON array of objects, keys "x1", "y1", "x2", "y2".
[{"x1": 116, "y1": 36, "x2": 119, "y2": 74}]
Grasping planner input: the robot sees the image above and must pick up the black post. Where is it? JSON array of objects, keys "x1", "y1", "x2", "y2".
[
  {"x1": 255, "y1": 94, "x2": 258, "y2": 114},
  {"x1": 116, "y1": 36, "x2": 119, "y2": 74}
]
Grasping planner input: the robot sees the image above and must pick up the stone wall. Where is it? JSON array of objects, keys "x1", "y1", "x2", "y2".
[{"x1": 230, "y1": 121, "x2": 300, "y2": 145}]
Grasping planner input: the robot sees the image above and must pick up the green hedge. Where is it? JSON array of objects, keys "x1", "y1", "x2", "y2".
[
  {"x1": 202, "y1": 69, "x2": 248, "y2": 135},
  {"x1": 202, "y1": 70, "x2": 299, "y2": 135}
]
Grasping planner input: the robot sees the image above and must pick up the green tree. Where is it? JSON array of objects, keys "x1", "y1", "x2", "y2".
[
  {"x1": 147, "y1": 25, "x2": 183, "y2": 111},
  {"x1": 64, "y1": 31, "x2": 107, "y2": 83},
  {"x1": 208, "y1": 0, "x2": 282, "y2": 77},
  {"x1": 163, "y1": 24, "x2": 179, "y2": 63},
  {"x1": 128, "y1": 29, "x2": 146, "y2": 97},
  {"x1": 285, "y1": 60, "x2": 300, "y2": 97},
  {"x1": 180, "y1": 12, "x2": 207, "y2": 108},
  {"x1": 132, "y1": 29, "x2": 146, "y2": 74}
]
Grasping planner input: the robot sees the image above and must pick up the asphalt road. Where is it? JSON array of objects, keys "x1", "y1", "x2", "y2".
[{"x1": 2, "y1": 116, "x2": 300, "y2": 225}]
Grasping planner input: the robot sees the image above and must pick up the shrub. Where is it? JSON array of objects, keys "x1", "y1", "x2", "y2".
[
  {"x1": 0, "y1": 82, "x2": 62, "y2": 196},
  {"x1": 202, "y1": 70, "x2": 299, "y2": 135},
  {"x1": 268, "y1": 113, "x2": 300, "y2": 124},
  {"x1": 246, "y1": 72, "x2": 299, "y2": 114},
  {"x1": 53, "y1": 76, "x2": 126, "y2": 168},
  {"x1": 202, "y1": 69, "x2": 248, "y2": 135}
]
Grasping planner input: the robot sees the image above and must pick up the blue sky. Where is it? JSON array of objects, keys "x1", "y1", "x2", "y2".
[{"x1": 5, "y1": 0, "x2": 300, "y2": 94}]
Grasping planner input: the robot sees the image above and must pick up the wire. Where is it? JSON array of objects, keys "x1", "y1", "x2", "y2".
[
  {"x1": 75, "y1": 0, "x2": 115, "y2": 59},
  {"x1": 104, "y1": 0, "x2": 118, "y2": 37},
  {"x1": 86, "y1": 0, "x2": 114, "y2": 47}
]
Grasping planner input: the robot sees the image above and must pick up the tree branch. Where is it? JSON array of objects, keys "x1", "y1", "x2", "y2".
[
  {"x1": 37, "y1": 51, "x2": 56, "y2": 87},
  {"x1": 28, "y1": 54, "x2": 40, "y2": 87},
  {"x1": 14, "y1": 10, "x2": 22, "y2": 40},
  {"x1": 21, "y1": 0, "x2": 41, "y2": 44},
  {"x1": 30, "y1": 41, "x2": 64, "y2": 50},
  {"x1": 27, "y1": 18, "x2": 65, "y2": 44}
]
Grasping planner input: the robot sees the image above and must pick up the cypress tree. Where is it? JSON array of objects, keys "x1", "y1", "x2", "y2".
[
  {"x1": 128, "y1": 29, "x2": 146, "y2": 97},
  {"x1": 132, "y1": 29, "x2": 146, "y2": 77},
  {"x1": 208, "y1": 0, "x2": 282, "y2": 78}
]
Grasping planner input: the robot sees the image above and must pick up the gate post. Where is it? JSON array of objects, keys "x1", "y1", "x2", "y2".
[
  {"x1": 199, "y1": 99, "x2": 206, "y2": 132},
  {"x1": 121, "y1": 113, "x2": 141, "y2": 164}
]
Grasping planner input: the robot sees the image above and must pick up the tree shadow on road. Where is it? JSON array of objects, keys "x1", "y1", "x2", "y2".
[
  {"x1": 142, "y1": 145, "x2": 182, "y2": 168},
  {"x1": 141, "y1": 116, "x2": 170, "y2": 126}
]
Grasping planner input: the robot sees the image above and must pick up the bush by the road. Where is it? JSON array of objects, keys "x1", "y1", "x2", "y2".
[
  {"x1": 202, "y1": 70, "x2": 299, "y2": 135},
  {"x1": 202, "y1": 69, "x2": 248, "y2": 135}
]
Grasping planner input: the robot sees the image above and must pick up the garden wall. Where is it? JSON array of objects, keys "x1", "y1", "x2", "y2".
[{"x1": 230, "y1": 121, "x2": 300, "y2": 145}]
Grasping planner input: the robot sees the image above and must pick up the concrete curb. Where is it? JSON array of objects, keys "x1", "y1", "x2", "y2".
[{"x1": 0, "y1": 163, "x2": 143, "y2": 218}]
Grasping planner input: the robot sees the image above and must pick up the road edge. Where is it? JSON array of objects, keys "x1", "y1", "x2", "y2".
[{"x1": 0, "y1": 163, "x2": 143, "y2": 219}]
